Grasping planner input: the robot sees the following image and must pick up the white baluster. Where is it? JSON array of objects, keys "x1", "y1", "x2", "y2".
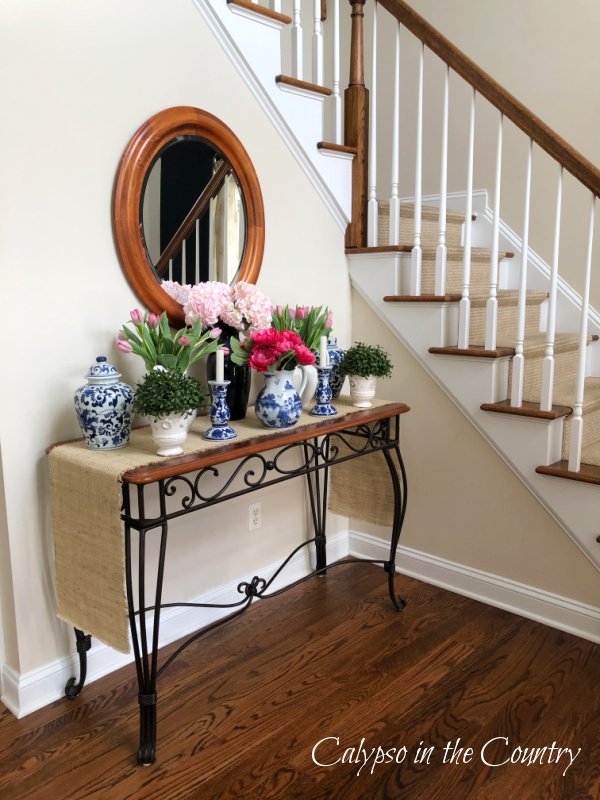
[
  {"x1": 270, "y1": 0, "x2": 282, "y2": 12},
  {"x1": 195, "y1": 218, "x2": 200, "y2": 284},
  {"x1": 292, "y1": 0, "x2": 303, "y2": 80},
  {"x1": 332, "y1": 0, "x2": 342, "y2": 143},
  {"x1": 168, "y1": 258, "x2": 173, "y2": 282},
  {"x1": 540, "y1": 167, "x2": 563, "y2": 412},
  {"x1": 511, "y1": 138, "x2": 533, "y2": 407},
  {"x1": 389, "y1": 20, "x2": 401, "y2": 246},
  {"x1": 435, "y1": 64, "x2": 449, "y2": 296},
  {"x1": 485, "y1": 113, "x2": 503, "y2": 351},
  {"x1": 312, "y1": 0, "x2": 323, "y2": 85},
  {"x1": 367, "y1": 0, "x2": 378, "y2": 246},
  {"x1": 568, "y1": 195, "x2": 596, "y2": 472},
  {"x1": 458, "y1": 88, "x2": 475, "y2": 349},
  {"x1": 181, "y1": 238, "x2": 187, "y2": 285},
  {"x1": 410, "y1": 40, "x2": 424, "y2": 296}
]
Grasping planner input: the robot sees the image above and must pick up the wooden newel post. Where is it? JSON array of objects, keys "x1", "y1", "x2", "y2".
[{"x1": 345, "y1": 0, "x2": 369, "y2": 248}]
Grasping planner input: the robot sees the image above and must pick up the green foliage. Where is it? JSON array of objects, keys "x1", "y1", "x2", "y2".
[
  {"x1": 133, "y1": 369, "x2": 207, "y2": 420},
  {"x1": 340, "y1": 342, "x2": 393, "y2": 379}
]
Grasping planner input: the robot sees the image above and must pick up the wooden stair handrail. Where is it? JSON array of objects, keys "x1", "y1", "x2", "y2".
[
  {"x1": 155, "y1": 159, "x2": 232, "y2": 277},
  {"x1": 377, "y1": 0, "x2": 600, "y2": 197}
]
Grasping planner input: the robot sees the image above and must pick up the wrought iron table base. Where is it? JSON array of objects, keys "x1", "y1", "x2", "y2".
[{"x1": 65, "y1": 415, "x2": 407, "y2": 765}]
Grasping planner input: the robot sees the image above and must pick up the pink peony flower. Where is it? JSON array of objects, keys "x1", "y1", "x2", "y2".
[
  {"x1": 130, "y1": 309, "x2": 143, "y2": 324},
  {"x1": 251, "y1": 327, "x2": 281, "y2": 346},
  {"x1": 249, "y1": 346, "x2": 279, "y2": 372},
  {"x1": 294, "y1": 344, "x2": 316, "y2": 365},
  {"x1": 117, "y1": 340, "x2": 133, "y2": 352}
]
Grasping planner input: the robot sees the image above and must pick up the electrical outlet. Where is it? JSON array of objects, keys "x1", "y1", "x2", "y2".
[{"x1": 248, "y1": 502, "x2": 261, "y2": 531}]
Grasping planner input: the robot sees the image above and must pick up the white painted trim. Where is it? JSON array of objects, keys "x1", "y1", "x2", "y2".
[
  {"x1": 1, "y1": 532, "x2": 348, "y2": 718},
  {"x1": 349, "y1": 529, "x2": 600, "y2": 644},
  {"x1": 276, "y1": 83, "x2": 327, "y2": 103},
  {"x1": 228, "y1": 2, "x2": 288, "y2": 30},
  {"x1": 192, "y1": 0, "x2": 349, "y2": 232},
  {"x1": 318, "y1": 149, "x2": 355, "y2": 162}
]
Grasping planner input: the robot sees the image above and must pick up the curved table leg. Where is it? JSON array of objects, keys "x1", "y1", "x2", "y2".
[
  {"x1": 65, "y1": 628, "x2": 92, "y2": 698},
  {"x1": 383, "y1": 444, "x2": 408, "y2": 611}
]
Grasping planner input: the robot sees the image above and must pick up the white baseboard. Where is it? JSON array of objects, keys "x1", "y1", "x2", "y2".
[
  {"x1": 349, "y1": 530, "x2": 600, "y2": 644},
  {"x1": 3, "y1": 528, "x2": 598, "y2": 718},
  {"x1": 0, "y1": 532, "x2": 348, "y2": 718}
]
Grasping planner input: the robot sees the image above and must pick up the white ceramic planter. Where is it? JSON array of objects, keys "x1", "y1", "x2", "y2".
[
  {"x1": 150, "y1": 410, "x2": 196, "y2": 456},
  {"x1": 349, "y1": 375, "x2": 377, "y2": 408}
]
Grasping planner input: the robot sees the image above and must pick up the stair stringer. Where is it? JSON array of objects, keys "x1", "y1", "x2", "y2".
[
  {"x1": 349, "y1": 254, "x2": 600, "y2": 573},
  {"x1": 192, "y1": 0, "x2": 353, "y2": 230}
]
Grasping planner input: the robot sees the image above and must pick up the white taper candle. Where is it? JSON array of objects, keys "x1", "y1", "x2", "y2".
[
  {"x1": 319, "y1": 336, "x2": 328, "y2": 368},
  {"x1": 216, "y1": 348, "x2": 225, "y2": 383}
]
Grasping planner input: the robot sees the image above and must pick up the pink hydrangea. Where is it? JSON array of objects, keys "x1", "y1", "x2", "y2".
[
  {"x1": 183, "y1": 281, "x2": 234, "y2": 327},
  {"x1": 224, "y1": 281, "x2": 272, "y2": 332},
  {"x1": 161, "y1": 280, "x2": 192, "y2": 305}
]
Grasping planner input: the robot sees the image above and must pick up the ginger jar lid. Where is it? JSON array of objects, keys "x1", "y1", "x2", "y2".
[{"x1": 85, "y1": 356, "x2": 121, "y2": 384}]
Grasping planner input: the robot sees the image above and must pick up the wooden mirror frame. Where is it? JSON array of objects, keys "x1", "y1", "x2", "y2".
[{"x1": 113, "y1": 106, "x2": 265, "y2": 325}]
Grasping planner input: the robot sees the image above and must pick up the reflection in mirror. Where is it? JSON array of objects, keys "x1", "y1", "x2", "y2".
[{"x1": 140, "y1": 135, "x2": 247, "y2": 287}]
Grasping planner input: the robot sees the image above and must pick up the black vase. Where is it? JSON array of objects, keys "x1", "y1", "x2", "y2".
[{"x1": 206, "y1": 348, "x2": 251, "y2": 421}]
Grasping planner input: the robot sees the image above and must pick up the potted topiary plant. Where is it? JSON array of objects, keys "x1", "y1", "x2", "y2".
[
  {"x1": 340, "y1": 342, "x2": 393, "y2": 408},
  {"x1": 133, "y1": 369, "x2": 207, "y2": 456}
]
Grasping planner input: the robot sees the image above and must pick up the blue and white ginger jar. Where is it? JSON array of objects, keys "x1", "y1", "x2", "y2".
[
  {"x1": 255, "y1": 369, "x2": 303, "y2": 429},
  {"x1": 74, "y1": 356, "x2": 134, "y2": 450}
]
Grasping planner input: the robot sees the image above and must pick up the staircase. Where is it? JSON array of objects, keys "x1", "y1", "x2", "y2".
[{"x1": 195, "y1": 0, "x2": 600, "y2": 572}]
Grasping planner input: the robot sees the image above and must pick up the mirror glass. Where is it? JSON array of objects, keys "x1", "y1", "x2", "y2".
[{"x1": 140, "y1": 135, "x2": 247, "y2": 288}]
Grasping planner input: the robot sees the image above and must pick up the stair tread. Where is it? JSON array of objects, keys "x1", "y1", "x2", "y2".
[
  {"x1": 347, "y1": 245, "x2": 514, "y2": 259},
  {"x1": 227, "y1": 0, "x2": 292, "y2": 24},
  {"x1": 516, "y1": 332, "x2": 597, "y2": 356},
  {"x1": 536, "y1": 460, "x2": 600, "y2": 485},
  {"x1": 317, "y1": 141, "x2": 357, "y2": 155},
  {"x1": 384, "y1": 289, "x2": 547, "y2": 305},
  {"x1": 275, "y1": 74, "x2": 332, "y2": 97}
]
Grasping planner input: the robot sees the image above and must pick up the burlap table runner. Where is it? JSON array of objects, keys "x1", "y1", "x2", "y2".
[{"x1": 49, "y1": 397, "x2": 394, "y2": 653}]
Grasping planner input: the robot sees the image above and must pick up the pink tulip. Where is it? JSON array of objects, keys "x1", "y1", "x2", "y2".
[
  {"x1": 117, "y1": 340, "x2": 133, "y2": 353},
  {"x1": 130, "y1": 309, "x2": 143, "y2": 324},
  {"x1": 222, "y1": 347, "x2": 230, "y2": 355},
  {"x1": 276, "y1": 305, "x2": 283, "y2": 316},
  {"x1": 117, "y1": 331, "x2": 128, "y2": 342},
  {"x1": 289, "y1": 308, "x2": 296, "y2": 319},
  {"x1": 325, "y1": 311, "x2": 334, "y2": 329},
  {"x1": 147, "y1": 313, "x2": 159, "y2": 327},
  {"x1": 179, "y1": 335, "x2": 190, "y2": 346},
  {"x1": 296, "y1": 306, "x2": 307, "y2": 320},
  {"x1": 210, "y1": 327, "x2": 222, "y2": 339}
]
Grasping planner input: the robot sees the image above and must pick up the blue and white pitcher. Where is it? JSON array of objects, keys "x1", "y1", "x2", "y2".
[{"x1": 255, "y1": 369, "x2": 304, "y2": 428}]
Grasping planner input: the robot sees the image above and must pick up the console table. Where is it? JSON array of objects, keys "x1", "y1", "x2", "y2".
[{"x1": 48, "y1": 400, "x2": 409, "y2": 765}]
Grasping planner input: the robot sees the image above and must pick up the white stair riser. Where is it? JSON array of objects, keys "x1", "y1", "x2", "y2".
[{"x1": 563, "y1": 404, "x2": 600, "y2": 458}]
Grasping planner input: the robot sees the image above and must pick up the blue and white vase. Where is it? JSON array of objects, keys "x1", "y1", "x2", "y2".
[
  {"x1": 316, "y1": 335, "x2": 345, "y2": 399},
  {"x1": 74, "y1": 356, "x2": 134, "y2": 450},
  {"x1": 255, "y1": 369, "x2": 303, "y2": 429}
]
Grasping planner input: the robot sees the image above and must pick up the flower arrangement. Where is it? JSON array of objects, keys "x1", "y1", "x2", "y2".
[
  {"x1": 271, "y1": 304, "x2": 333, "y2": 353},
  {"x1": 117, "y1": 309, "x2": 220, "y2": 372},
  {"x1": 133, "y1": 369, "x2": 207, "y2": 421},
  {"x1": 163, "y1": 280, "x2": 272, "y2": 333},
  {"x1": 230, "y1": 327, "x2": 316, "y2": 373},
  {"x1": 340, "y1": 342, "x2": 393, "y2": 378}
]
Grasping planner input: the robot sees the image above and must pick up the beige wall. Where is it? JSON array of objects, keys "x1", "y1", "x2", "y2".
[
  {"x1": 351, "y1": 292, "x2": 600, "y2": 606},
  {"x1": 0, "y1": 0, "x2": 351, "y2": 675},
  {"x1": 371, "y1": 0, "x2": 600, "y2": 304}
]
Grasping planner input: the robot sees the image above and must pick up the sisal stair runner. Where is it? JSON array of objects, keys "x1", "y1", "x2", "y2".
[{"x1": 378, "y1": 202, "x2": 600, "y2": 471}]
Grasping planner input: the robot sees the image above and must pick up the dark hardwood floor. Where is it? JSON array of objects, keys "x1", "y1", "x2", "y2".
[{"x1": 0, "y1": 563, "x2": 598, "y2": 799}]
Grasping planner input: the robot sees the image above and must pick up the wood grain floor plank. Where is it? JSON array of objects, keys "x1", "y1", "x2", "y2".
[{"x1": 0, "y1": 565, "x2": 596, "y2": 800}]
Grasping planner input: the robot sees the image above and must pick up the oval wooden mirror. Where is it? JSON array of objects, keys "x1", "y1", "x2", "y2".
[{"x1": 113, "y1": 106, "x2": 265, "y2": 325}]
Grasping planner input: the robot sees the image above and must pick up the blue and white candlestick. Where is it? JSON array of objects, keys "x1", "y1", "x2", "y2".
[
  {"x1": 310, "y1": 366, "x2": 337, "y2": 417},
  {"x1": 203, "y1": 380, "x2": 237, "y2": 440}
]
